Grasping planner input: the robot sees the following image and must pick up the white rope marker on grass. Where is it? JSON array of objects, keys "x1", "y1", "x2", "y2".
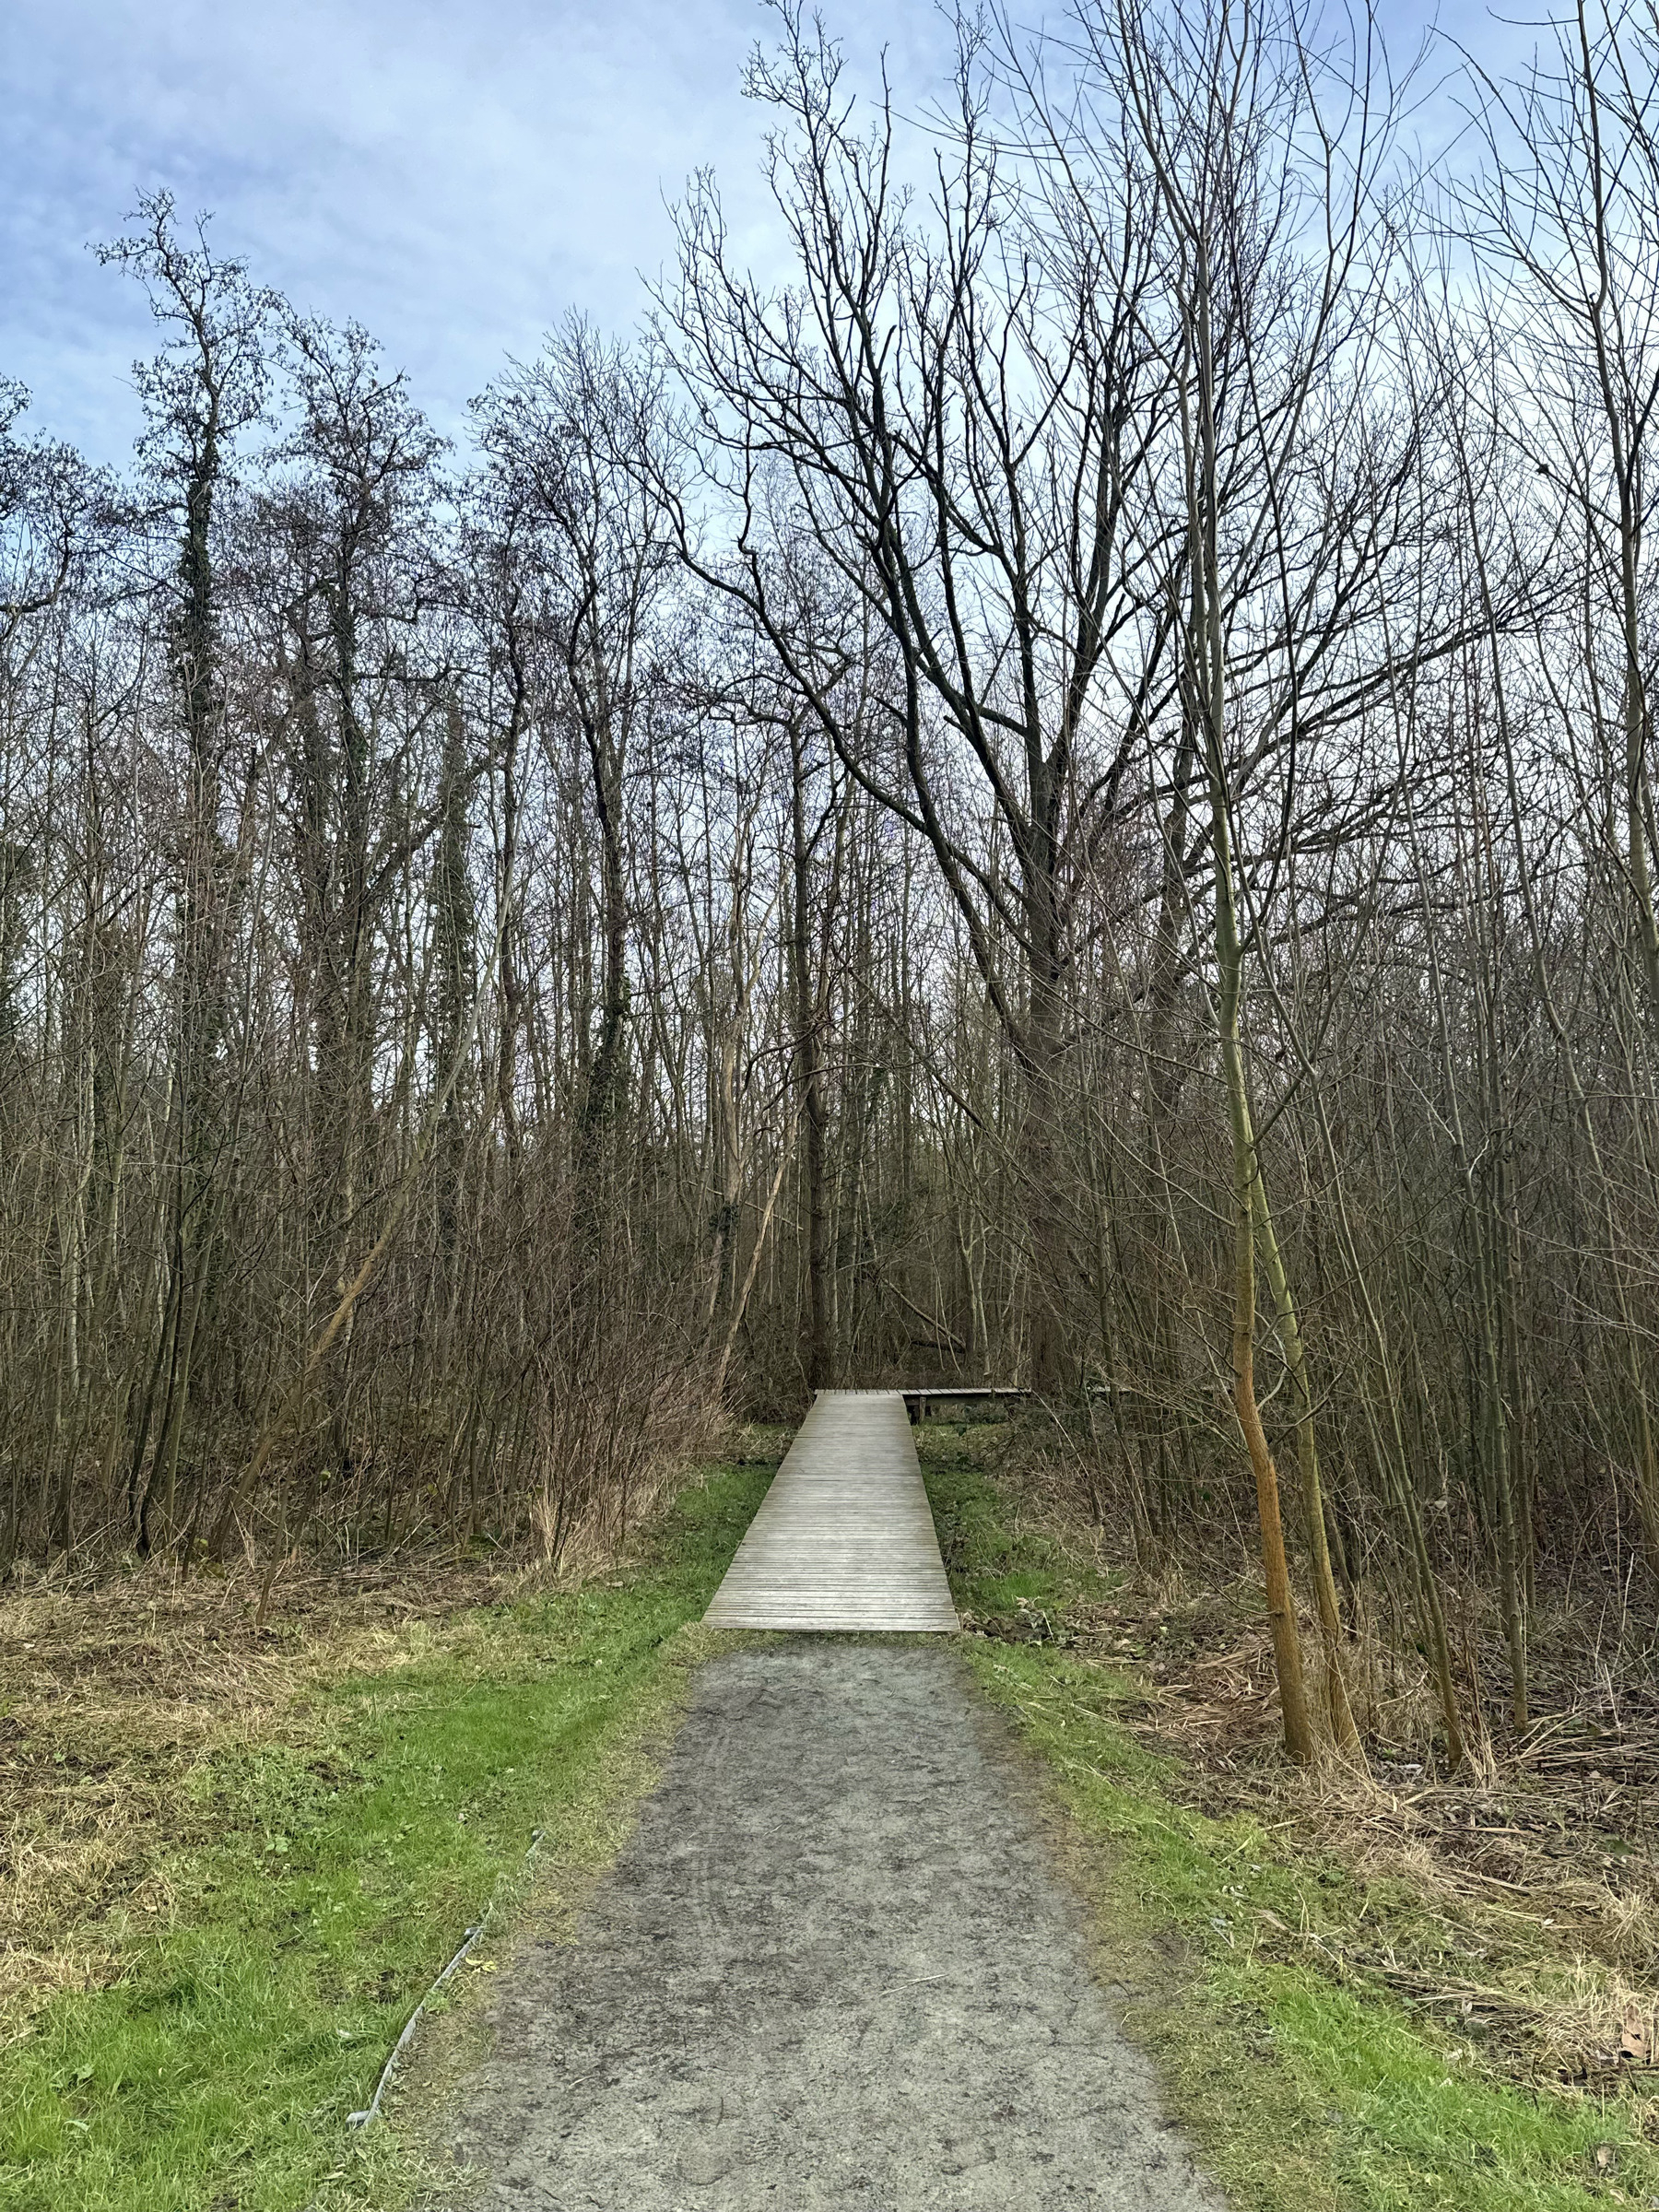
[{"x1": 347, "y1": 1826, "x2": 547, "y2": 2130}]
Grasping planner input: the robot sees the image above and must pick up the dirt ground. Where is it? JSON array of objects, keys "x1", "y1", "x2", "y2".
[
  {"x1": 0, "y1": 1553, "x2": 515, "y2": 2028},
  {"x1": 432, "y1": 1641, "x2": 1225, "y2": 2211}
]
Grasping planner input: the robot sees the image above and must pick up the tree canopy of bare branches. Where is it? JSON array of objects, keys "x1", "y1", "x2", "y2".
[{"x1": 9, "y1": 0, "x2": 1659, "y2": 1765}]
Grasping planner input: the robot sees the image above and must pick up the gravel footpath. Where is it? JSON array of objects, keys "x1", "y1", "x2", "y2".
[{"x1": 436, "y1": 1642, "x2": 1227, "y2": 2211}]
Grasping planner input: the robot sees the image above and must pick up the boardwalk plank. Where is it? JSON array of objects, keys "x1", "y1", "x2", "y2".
[{"x1": 703, "y1": 1389, "x2": 958, "y2": 1632}]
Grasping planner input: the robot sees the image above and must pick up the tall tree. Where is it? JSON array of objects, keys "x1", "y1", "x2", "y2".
[
  {"x1": 663, "y1": 5, "x2": 1167, "y2": 1390},
  {"x1": 100, "y1": 194, "x2": 275, "y2": 1551}
]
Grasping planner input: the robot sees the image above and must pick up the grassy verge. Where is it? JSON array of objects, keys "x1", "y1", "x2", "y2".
[
  {"x1": 0, "y1": 1449, "x2": 777, "y2": 2212},
  {"x1": 920, "y1": 1423, "x2": 1659, "y2": 2212}
]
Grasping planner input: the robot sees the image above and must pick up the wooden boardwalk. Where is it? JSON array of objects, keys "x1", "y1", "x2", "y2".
[{"x1": 704, "y1": 1390, "x2": 959, "y2": 1632}]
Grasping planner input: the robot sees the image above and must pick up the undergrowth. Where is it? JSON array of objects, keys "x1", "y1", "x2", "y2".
[
  {"x1": 0, "y1": 1449, "x2": 777, "y2": 2212},
  {"x1": 920, "y1": 1420, "x2": 1659, "y2": 2212}
]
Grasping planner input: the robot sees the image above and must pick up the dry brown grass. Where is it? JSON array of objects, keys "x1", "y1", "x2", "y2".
[
  {"x1": 0, "y1": 1549, "x2": 515, "y2": 2036},
  {"x1": 0, "y1": 1384, "x2": 749, "y2": 2047},
  {"x1": 1, "y1": 1394, "x2": 742, "y2": 2043},
  {"x1": 962, "y1": 1423, "x2": 1659, "y2": 2100}
]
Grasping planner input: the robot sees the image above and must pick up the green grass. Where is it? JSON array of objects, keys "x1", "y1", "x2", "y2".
[
  {"x1": 16, "y1": 1419, "x2": 1647, "y2": 2212},
  {"x1": 0, "y1": 1455, "x2": 774, "y2": 2212},
  {"x1": 922, "y1": 1426, "x2": 1659, "y2": 2212}
]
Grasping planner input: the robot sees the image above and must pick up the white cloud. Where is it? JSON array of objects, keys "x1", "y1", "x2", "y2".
[{"x1": 0, "y1": 0, "x2": 1534, "y2": 467}]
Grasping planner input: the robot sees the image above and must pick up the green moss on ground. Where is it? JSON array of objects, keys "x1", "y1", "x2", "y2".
[
  {"x1": 0, "y1": 1456, "x2": 774, "y2": 2212},
  {"x1": 921, "y1": 1426, "x2": 1659, "y2": 2212}
]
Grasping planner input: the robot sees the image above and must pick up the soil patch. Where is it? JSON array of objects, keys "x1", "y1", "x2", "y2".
[{"x1": 436, "y1": 1641, "x2": 1224, "y2": 2211}]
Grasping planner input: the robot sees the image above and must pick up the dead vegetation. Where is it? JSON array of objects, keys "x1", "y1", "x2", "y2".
[
  {"x1": 1, "y1": 1399, "x2": 750, "y2": 2046},
  {"x1": 0, "y1": 1548, "x2": 530, "y2": 2035},
  {"x1": 952, "y1": 1425, "x2": 1659, "y2": 2111}
]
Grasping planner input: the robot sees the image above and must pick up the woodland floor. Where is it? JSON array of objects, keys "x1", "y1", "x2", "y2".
[
  {"x1": 0, "y1": 1449, "x2": 782, "y2": 2212},
  {"x1": 923, "y1": 1418, "x2": 1659, "y2": 2210},
  {"x1": 6, "y1": 1422, "x2": 1659, "y2": 2210}
]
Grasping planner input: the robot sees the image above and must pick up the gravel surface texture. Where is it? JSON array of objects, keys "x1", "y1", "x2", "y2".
[{"x1": 437, "y1": 1641, "x2": 1226, "y2": 2211}]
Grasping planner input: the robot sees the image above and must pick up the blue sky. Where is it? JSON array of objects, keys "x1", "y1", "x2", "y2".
[{"x1": 3, "y1": 0, "x2": 1535, "y2": 469}]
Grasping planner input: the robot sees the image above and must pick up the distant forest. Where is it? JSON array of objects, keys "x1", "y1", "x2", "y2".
[{"x1": 6, "y1": 0, "x2": 1659, "y2": 1753}]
